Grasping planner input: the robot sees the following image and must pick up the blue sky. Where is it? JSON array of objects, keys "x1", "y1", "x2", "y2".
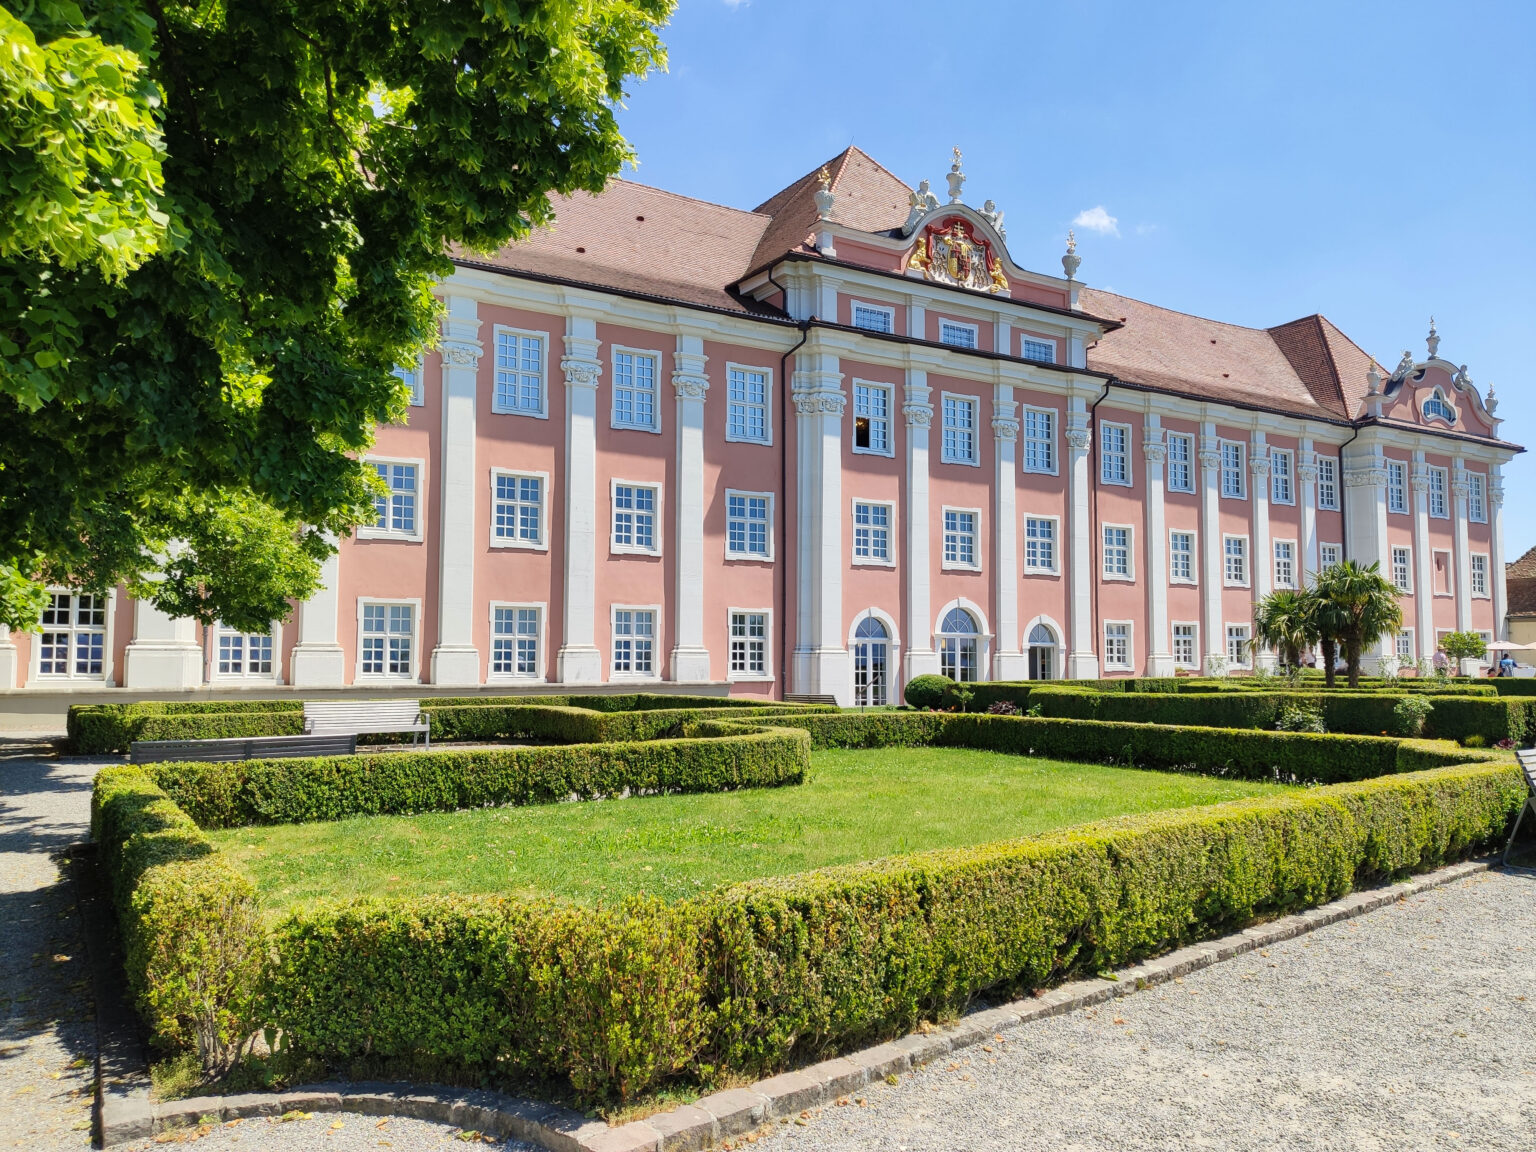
[{"x1": 612, "y1": 0, "x2": 1536, "y2": 554}]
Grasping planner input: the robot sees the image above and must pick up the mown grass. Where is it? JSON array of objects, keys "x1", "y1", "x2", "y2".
[{"x1": 210, "y1": 746, "x2": 1287, "y2": 911}]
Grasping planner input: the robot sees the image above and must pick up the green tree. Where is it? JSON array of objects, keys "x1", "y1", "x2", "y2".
[
  {"x1": 1, "y1": 0, "x2": 671, "y2": 633},
  {"x1": 1312, "y1": 560, "x2": 1404, "y2": 688},
  {"x1": 1251, "y1": 588, "x2": 1321, "y2": 671},
  {"x1": 1439, "y1": 630, "x2": 1488, "y2": 667}
]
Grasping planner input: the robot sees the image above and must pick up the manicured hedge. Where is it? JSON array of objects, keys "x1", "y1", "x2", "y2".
[
  {"x1": 423, "y1": 703, "x2": 834, "y2": 746},
  {"x1": 70, "y1": 700, "x2": 304, "y2": 753},
  {"x1": 1489, "y1": 679, "x2": 1536, "y2": 697}
]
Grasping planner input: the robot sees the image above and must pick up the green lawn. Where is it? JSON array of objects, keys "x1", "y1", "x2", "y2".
[{"x1": 211, "y1": 747, "x2": 1288, "y2": 912}]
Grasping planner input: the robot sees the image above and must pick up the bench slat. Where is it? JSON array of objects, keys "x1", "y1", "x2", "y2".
[
  {"x1": 130, "y1": 734, "x2": 357, "y2": 765},
  {"x1": 302, "y1": 700, "x2": 430, "y2": 744}
]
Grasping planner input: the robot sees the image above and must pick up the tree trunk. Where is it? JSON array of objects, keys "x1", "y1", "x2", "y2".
[
  {"x1": 1346, "y1": 638, "x2": 1362, "y2": 688},
  {"x1": 1322, "y1": 638, "x2": 1337, "y2": 688}
]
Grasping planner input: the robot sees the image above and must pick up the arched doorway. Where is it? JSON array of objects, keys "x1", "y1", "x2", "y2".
[
  {"x1": 938, "y1": 607, "x2": 981, "y2": 682},
  {"x1": 1027, "y1": 622, "x2": 1057, "y2": 680},
  {"x1": 852, "y1": 616, "x2": 890, "y2": 706}
]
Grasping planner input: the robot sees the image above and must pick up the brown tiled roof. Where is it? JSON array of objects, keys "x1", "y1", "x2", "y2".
[
  {"x1": 1267, "y1": 315, "x2": 1350, "y2": 417},
  {"x1": 1507, "y1": 578, "x2": 1536, "y2": 617},
  {"x1": 747, "y1": 146, "x2": 913, "y2": 271},
  {"x1": 1508, "y1": 545, "x2": 1536, "y2": 580}
]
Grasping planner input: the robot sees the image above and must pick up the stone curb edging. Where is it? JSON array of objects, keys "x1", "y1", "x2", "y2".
[{"x1": 98, "y1": 857, "x2": 1496, "y2": 1150}]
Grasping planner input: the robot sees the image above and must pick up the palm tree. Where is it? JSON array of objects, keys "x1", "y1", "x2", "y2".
[
  {"x1": 1252, "y1": 588, "x2": 1322, "y2": 671},
  {"x1": 1312, "y1": 560, "x2": 1403, "y2": 688}
]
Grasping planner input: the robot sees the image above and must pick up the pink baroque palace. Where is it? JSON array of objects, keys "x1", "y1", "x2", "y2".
[{"x1": 0, "y1": 148, "x2": 1520, "y2": 708}]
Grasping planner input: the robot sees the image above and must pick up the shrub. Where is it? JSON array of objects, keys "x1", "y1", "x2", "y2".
[
  {"x1": 1393, "y1": 696, "x2": 1434, "y2": 737},
  {"x1": 903, "y1": 675, "x2": 955, "y2": 710},
  {"x1": 1276, "y1": 702, "x2": 1326, "y2": 733},
  {"x1": 1462, "y1": 734, "x2": 1488, "y2": 748},
  {"x1": 70, "y1": 701, "x2": 304, "y2": 753},
  {"x1": 986, "y1": 700, "x2": 1021, "y2": 716}
]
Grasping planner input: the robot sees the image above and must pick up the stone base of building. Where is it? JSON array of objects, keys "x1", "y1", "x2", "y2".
[
  {"x1": 1067, "y1": 651, "x2": 1101, "y2": 679},
  {"x1": 430, "y1": 645, "x2": 481, "y2": 687},
  {"x1": 555, "y1": 644, "x2": 603, "y2": 684},
  {"x1": 289, "y1": 644, "x2": 347, "y2": 688},
  {"x1": 992, "y1": 651, "x2": 1027, "y2": 681},
  {"x1": 792, "y1": 645, "x2": 851, "y2": 706},
  {"x1": 0, "y1": 642, "x2": 16, "y2": 692},
  {"x1": 1145, "y1": 653, "x2": 1176, "y2": 676},
  {"x1": 122, "y1": 641, "x2": 203, "y2": 690},
  {"x1": 669, "y1": 646, "x2": 712, "y2": 684}
]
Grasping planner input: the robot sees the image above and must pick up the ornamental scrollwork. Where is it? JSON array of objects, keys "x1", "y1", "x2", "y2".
[
  {"x1": 560, "y1": 358, "x2": 601, "y2": 388},
  {"x1": 1248, "y1": 456, "x2": 1271, "y2": 477},
  {"x1": 992, "y1": 417, "x2": 1020, "y2": 442},
  {"x1": 672, "y1": 373, "x2": 709, "y2": 401},
  {"x1": 1295, "y1": 462, "x2": 1320, "y2": 483},
  {"x1": 440, "y1": 340, "x2": 483, "y2": 366},
  {"x1": 793, "y1": 392, "x2": 847, "y2": 416},
  {"x1": 1142, "y1": 442, "x2": 1167, "y2": 464},
  {"x1": 903, "y1": 403, "x2": 933, "y2": 428},
  {"x1": 1345, "y1": 468, "x2": 1389, "y2": 489},
  {"x1": 1065, "y1": 428, "x2": 1091, "y2": 452},
  {"x1": 1197, "y1": 450, "x2": 1221, "y2": 471}
]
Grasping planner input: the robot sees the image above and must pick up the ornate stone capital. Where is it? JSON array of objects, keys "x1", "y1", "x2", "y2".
[
  {"x1": 1065, "y1": 428, "x2": 1091, "y2": 451},
  {"x1": 1345, "y1": 467, "x2": 1388, "y2": 489},
  {"x1": 1409, "y1": 467, "x2": 1430, "y2": 494},
  {"x1": 1142, "y1": 441, "x2": 1167, "y2": 464},
  {"x1": 440, "y1": 339, "x2": 483, "y2": 366},
  {"x1": 992, "y1": 416, "x2": 1020, "y2": 443},
  {"x1": 1248, "y1": 456, "x2": 1271, "y2": 477},
  {"x1": 1296, "y1": 461, "x2": 1320, "y2": 484},
  {"x1": 1198, "y1": 449, "x2": 1221, "y2": 472},
  {"x1": 561, "y1": 357, "x2": 601, "y2": 389},
  {"x1": 1451, "y1": 469, "x2": 1473, "y2": 498},
  {"x1": 903, "y1": 402, "x2": 933, "y2": 428},
  {"x1": 672, "y1": 373, "x2": 709, "y2": 401},
  {"x1": 1491, "y1": 483, "x2": 1505, "y2": 508},
  {"x1": 793, "y1": 392, "x2": 846, "y2": 416}
]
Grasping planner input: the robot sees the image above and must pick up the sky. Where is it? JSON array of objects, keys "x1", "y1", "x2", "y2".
[{"x1": 608, "y1": 0, "x2": 1536, "y2": 554}]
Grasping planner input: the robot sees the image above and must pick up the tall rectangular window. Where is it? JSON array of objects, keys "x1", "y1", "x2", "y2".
[
  {"x1": 612, "y1": 609, "x2": 656, "y2": 675},
  {"x1": 1387, "y1": 460, "x2": 1408, "y2": 514},
  {"x1": 216, "y1": 627, "x2": 272, "y2": 677},
  {"x1": 726, "y1": 366, "x2": 770, "y2": 443},
  {"x1": 493, "y1": 473, "x2": 543, "y2": 545},
  {"x1": 1224, "y1": 536, "x2": 1248, "y2": 585},
  {"x1": 1220, "y1": 441, "x2": 1246, "y2": 499},
  {"x1": 1320, "y1": 542, "x2": 1342, "y2": 568},
  {"x1": 361, "y1": 603, "x2": 413, "y2": 677},
  {"x1": 1226, "y1": 625, "x2": 1251, "y2": 667},
  {"x1": 494, "y1": 329, "x2": 544, "y2": 414},
  {"x1": 939, "y1": 320, "x2": 977, "y2": 348},
  {"x1": 1024, "y1": 517, "x2": 1056, "y2": 572},
  {"x1": 1471, "y1": 553, "x2": 1489, "y2": 596},
  {"x1": 943, "y1": 509, "x2": 978, "y2": 568},
  {"x1": 37, "y1": 592, "x2": 106, "y2": 677},
  {"x1": 612, "y1": 350, "x2": 658, "y2": 431},
  {"x1": 393, "y1": 358, "x2": 424, "y2": 407},
  {"x1": 852, "y1": 502, "x2": 891, "y2": 562},
  {"x1": 941, "y1": 395, "x2": 978, "y2": 464},
  {"x1": 612, "y1": 484, "x2": 658, "y2": 552},
  {"x1": 1428, "y1": 467, "x2": 1448, "y2": 518},
  {"x1": 1270, "y1": 449, "x2": 1293, "y2": 504},
  {"x1": 1172, "y1": 623, "x2": 1197, "y2": 669},
  {"x1": 851, "y1": 303, "x2": 893, "y2": 333},
  {"x1": 1167, "y1": 433, "x2": 1194, "y2": 493},
  {"x1": 491, "y1": 606, "x2": 540, "y2": 677},
  {"x1": 1397, "y1": 630, "x2": 1414, "y2": 660},
  {"x1": 1170, "y1": 531, "x2": 1195, "y2": 583},
  {"x1": 1021, "y1": 337, "x2": 1056, "y2": 363},
  {"x1": 1316, "y1": 457, "x2": 1339, "y2": 510},
  {"x1": 1022, "y1": 408, "x2": 1056, "y2": 473},
  {"x1": 729, "y1": 611, "x2": 768, "y2": 676},
  {"x1": 1468, "y1": 472, "x2": 1487, "y2": 522},
  {"x1": 1391, "y1": 546, "x2": 1412, "y2": 592},
  {"x1": 372, "y1": 462, "x2": 418, "y2": 535},
  {"x1": 1274, "y1": 540, "x2": 1295, "y2": 588},
  {"x1": 1100, "y1": 423, "x2": 1130, "y2": 485},
  {"x1": 1104, "y1": 623, "x2": 1131, "y2": 669},
  {"x1": 853, "y1": 383, "x2": 892, "y2": 454},
  {"x1": 1102, "y1": 525, "x2": 1131, "y2": 578},
  {"x1": 726, "y1": 492, "x2": 771, "y2": 559}
]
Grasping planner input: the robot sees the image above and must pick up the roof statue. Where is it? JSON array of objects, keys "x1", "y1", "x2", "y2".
[
  {"x1": 1427, "y1": 316, "x2": 1441, "y2": 359},
  {"x1": 904, "y1": 179, "x2": 939, "y2": 232},
  {"x1": 1062, "y1": 230, "x2": 1081, "y2": 280},
  {"x1": 946, "y1": 146, "x2": 965, "y2": 203},
  {"x1": 813, "y1": 166, "x2": 835, "y2": 220},
  {"x1": 980, "y1": 199, "x2": 1006, "y2": 239},
  {"x1": 1394, "y1": 349, "x2": 1416, "y2": 379}
]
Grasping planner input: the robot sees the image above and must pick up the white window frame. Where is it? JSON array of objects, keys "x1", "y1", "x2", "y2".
[
  {"x1": 851, "y1": 380, "x2": 895, "y2": 458},
  {"x1": 941, "y1": 505, "x2": 983, "y2": 572},
  {"x1": 610, "y1": 345, "x2": 663, "y2": 433},
  {"x1": 610, "y1": 604, "x2": 662, "y2": 680},
  {"x1": 1471, "y1": 552, "x2": 1490, "y2": 598},
  {"x1": 1316, "y1": 457, "x2": 1339, "y2": 510},
  {"x1": 1428, "y1": 466, "x2": 1449, "y2": 519},
  {"x1": 1223, "y1": 534, "x2": 1250, "y2": 588},
  {"x1": 1319, "y1": 542, "x2": 1343, "y2": 568},
  {"x1": 393, "y1": 355, "x2": 425, "y2": 408},
  {"x1": 1391, "y1": 545, "x2": 1413, "y2": 593},
  {"x1": 610, "y1": 478, "x2": 663, "y2": 556},
  {"x1": 488, "y1": 601, "x2": 546, "y2": 682},
  {"x1": 1169, "y1": 529, "x2": 1197, "y2": 585},
  {"x1": 940, "y1": 392, "x2": 981, "y2": 466},
  {"x1": 1433, "y1": 549, "x2": 1453, "y2": 596},
  {"x1": 1101, "y1": 523, "x2": 1135, "y2": 581},
  {"x1": 1273, "y1": 538, "x2": 1297, "y2": 589},
  {"x1": 355, "y1": 598, "x2": 421, "y2": 681},
  {"x1": 1387, "y1": 459, "x2": 1408, "y2": 515},
  {"x1": 1103, "y1": 620, "x2": 1134, "y2": 671},
  {"x1": 724, "y1": 488, "x2": 775, "y2": 562},
  {"x1": 1166, "y1": 432, "x2": 1195, "y2": 493},
  {"x1": 1270, "y1": 448, "x2": 1294, "y2": 505},
  {"x1": 851, "y1": 499, "x2": 895, "y2": 567},
  {"x1": 938, "y1": 318, "x2": 979, "y2": 349},
  {"x1": 1023, "y1": 514, "x2": 1060, "y2": 575},
  {"x1": 1468, "y1": 472, "x2": 1487, "y2": 523},
  {"x1": 1020, "y1": 406, "x2": 1058, "y2": 475},
  {"x1": 209, "y1": 621, "x2": 280, "y2": 683},
  {"x1": 1396, "y1": 629, "x2": 1415, "y2": 661},
  {"x1": 29, "y1": 588, "x2": 114, "y2": 685},
  {"x1": 489, "y1": 468, "x2": 550, "y2": 551},
  {"x1": 360, "y1": 455, "x2": 426, "y2": 542},
  {"x1": 491, "y1": 324, "x2": 549, "y2": 418},
  {"x1": 727, "y1": 607, "x2": 773, "y2": 682},
  {"x1": 1020, "y1": 335, "x2": 1057, "y2": 363},
  {"x1": 1171, "y1": 622, "x2": 1199, "y2": 670},
  {"x1": 850, "y1": 300, "x2": 895, "y2": 334},
  {"x1": 1099, "y1": 421, "x2": 1132, "y2": 486},
  {"x1": 1421, "y1": 389, "x2": 1456, "y2": 425},
  {"x1": 1219, "y1": 439, "x2": 1246, "y2": 500},
  {"x1": 725, "y1": 363, "x2": 773, "y2": 446},
  {"x1": 1225, "y1": 623, "x2": 1252, "y2": 669}
]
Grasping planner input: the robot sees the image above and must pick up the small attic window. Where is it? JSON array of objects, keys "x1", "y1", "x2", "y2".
[{"x1": 1422, "y1": 389, "x2": 1456, "y2": 425}]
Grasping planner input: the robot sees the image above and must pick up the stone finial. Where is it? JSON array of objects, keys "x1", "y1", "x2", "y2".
[
  {"x1": 946, "y1": 146, "x2": 965, "y2": 203},
  {"x1": 1062, "y1": 230, "x2": 1081, "y2": 280},
  {"x1": 813, "y1": 167, "x2": 835, "y2": 220},
  {"x1": 1366, "y1": 362, "x2": 1382, "y2": 395},
  {"x1": 1427, "y1": 316, "x2": 1440, "y2": 359},
  {"x1": 1485, "y1": 381, "x2": 1498, "y2": 415}
]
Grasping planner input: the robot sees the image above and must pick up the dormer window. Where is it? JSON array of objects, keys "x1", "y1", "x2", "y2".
[{"x1": 1422, "y1": 389, "x2": 1456, "y2": 424}]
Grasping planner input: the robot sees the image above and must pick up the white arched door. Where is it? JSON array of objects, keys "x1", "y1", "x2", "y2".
[
  {"x1": 852, "y1": 616, "x2": 891, "y2": 706},
  {"x1": 1027, "y1": 622, "x2": 1058, "y2": 680},
  {"x1": 938, "y1": 607, "x2": 981, "y2": 683}
]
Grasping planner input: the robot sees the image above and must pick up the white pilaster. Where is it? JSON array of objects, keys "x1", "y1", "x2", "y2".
[
  {"x1": 902, "y1": 371, "x2": 938, "y2": 688},
  {"x1": 556, "y1": 315, "x2": 604, "y2": 684},
  {"x1": 1198, "y1": 427, "x2": 1224, "y2": 673},
  {"x1": 1297, "y1": 440, "x2": 1319, "y2": 579},
  {"x1": 1066, "y1": 399, "x2": 1098, "y2": 678},
  {"x1": 1410, "y1": 455, "x2": 1435, "y2": 662},
  {"x1": 790, "y1": 351, "x2": 850, "y2": 703},
  {"x1": 429, "y1": 296, "x2": 483, "y2": 686},
  {"x1": 0, "y1": 624, "x2": 17, "y2": 689},
  {"x1": 1491, "y1": 468, "x2": 1508, "y2": 639},
  {"x1": 1142, "y1": 420, "x2": 1174, "y2": 675},
  {"x1": 123, "y1": 598, "x2": 202, "y2": 689},
  {"x1": 669, "y1": 335, "x2": 711, "y2": 682},
  {"x1": 1452, "y1": 461, "x2": 1476, "y2": 671},
  {"x1": 1249, "y1": 435, "x2": 1275, "y2": 671},
  {"x1": 1343, "y1": 445, "x2": 1389, "y2": 572},
  {"x1": 992, "y1": 386, "x2": 1025, "y2": 679},
  {"x1": 290, "y1": 542, "x2": 345, "y2": 687}
]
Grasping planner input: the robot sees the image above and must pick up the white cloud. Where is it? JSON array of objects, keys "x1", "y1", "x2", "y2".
[
  {"x1": 1072, "y1": 206, "x2": 1120, "y2": 237},
  {"x1": 1134, "y1": 222, "x2": 1159, "y2": 237},
  {"x1": 722, "y1": 0, "x2": 749, "y2": 7}
]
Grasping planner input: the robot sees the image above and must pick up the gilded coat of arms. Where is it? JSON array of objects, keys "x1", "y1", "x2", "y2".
[{"x1": 907, "y1": 217, "x2": 1009, "y2": 294}]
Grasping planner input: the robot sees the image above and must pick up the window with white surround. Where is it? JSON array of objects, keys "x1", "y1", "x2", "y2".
[
  {"x1": 1104, "y1": 622, "x2": 1132, "y2": 670},
  {"x1": 612, "y1": 608, "x2": 657, "y2": 676},
  {"x1": 726, "y1": 365, "x2": 771, "y2": 444},
  {"x1": 1167, "y1": 433, "x2": 1194, "y2": 492},
  {"x1": 1021, "y1": 407, "x2": 1056, "y2": 474},
  {"x1": 725, "y1": 491, "x2": 773, "y2": 560},
  {"x1": 853, "y1": 382, "x2": 893, "y2": 455},
  {"x1": 1169, "y1": 530, "x2": 1195, "y2": 583},
  {"x1": 1223, "y1": 535, "x2": 1249, "y2": 586},
  {"x1": 729, "y1": 610, "x2": 770, "y2": 678},
  {"x1": 1102, "y1": 524, "x2": 1133, "y2": 580},
  {"x1": 611, "y1": 348, "x2": 660, "y2": 432},
  {"x1": 1387, "y1": 460, "x2": 1408, "y2": 514},
  {"x1": 851, "y1": 301, "x2": 894, "y2": 333},
  {"x1": 1422, "y1": 389, "x2": 1456, "y2": 424},
  {"x1": 1024, "y1": 516, "x2": 1058, "y2": 573},
  {"x1": 853, "y1": 615, "x2": 892, "y2": 704},
  {"x1": 1391, "y1": 546, "x2": 1412, "y2": 592},
  {"x1": 1397, "y1": 630, "x2": 1414, "y2": 660},
  {"x1": 1021, "y1": 337, "x2": 1056, "y2": 363},
  {"x1": 1320, "y1": 542, "x2": 1342, "y2": 568},
  {"x1": 1274, "y1": 539, "x2": 1296, "y2": 588},
  {"x1": 393, "y1": 357, "x2": 424, "y2": 407},
  {"x1": 1220, "y1": 441, "x2": 1246, "y2": 499},
  {"x1": 943, "y1": 508, "x2": 980, "y2": 569},
  {"x1": 612, "y1": 482, "x2": 660, "y2": 554},
  {"x1": 490, "y1": 604, "x2": 542, "y2": 678},
  {"x1": 941, "y1": 394, "x2": 979, "y2": 464},
  {"x1": 491, "y1": 471, "x2": 546, "y2": 549},
  {"x1": 368, "y1": 460, "x2": 421, "y2": 538},
  {"x1": 37, "y1": 592, "x2": 106, "y2": 679},
  {"x1": 1316, "y1": 457, "x2": 1339, "y2": 510},
  {"x1": 1428, "y1": 466, "x2": 1448, "y2": 518},
  {"x1": 493, "y1": 327, "x2": 546, "y2": 416},
  {"x1": 1172, "y1": 623, "x2": 1198, "y2": 669},
  {"x1": 852, "y1": 501, "x2": 893, "y2": 564},
  {"x1": 937, "y1": 607, "x2": 982, "y2": 682},
  {"x1": 1433, "y1": 550, "x2": 1452, "y2": 595},
  {"x1": 1471, "y1": 553, "x2": 1489, "y2": 597},
  {"x1": 359, "y1": 602, "x2": 415, "y2": 679},
  {"x1": 1270, "y1": 449, "x2": 1293, "y2": 504},
  {"x1": 1100, "y1": 422, "x2": 1130, "y2": 485},
  {"x1": 1226, "y1": 624, "x2": 1251, "y2": 668},
  {"x1": 1468, "y1": 472, "x2": 1487, "y2": 522},
  {"x1": 213, "y1": 625, "x2": 273, "y2": 678},
  {"x1": 938, "y1": 319, "x2": 978, "y2": 348}
]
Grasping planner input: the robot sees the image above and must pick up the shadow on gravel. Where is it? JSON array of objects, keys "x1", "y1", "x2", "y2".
[{"x1": 0, "y1": 753, "x2": 96, "y2": 858}]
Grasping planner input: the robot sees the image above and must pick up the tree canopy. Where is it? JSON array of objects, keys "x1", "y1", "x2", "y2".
[{"x1": 0, "y1": 0, "x2": 671, "y2": 632}]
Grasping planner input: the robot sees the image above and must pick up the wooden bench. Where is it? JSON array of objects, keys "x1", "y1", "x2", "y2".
[
  {"x1": 130, "y1": 733, "x2": 357, "y2": 765},
  {"x1": 1504, "y1": 749, "x2": 1536, "y2": 863},
  {"x1": 304, "y1": 699, "x2": 431, "y2": 747}
]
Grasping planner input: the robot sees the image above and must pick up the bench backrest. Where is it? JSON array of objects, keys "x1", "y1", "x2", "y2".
[
  {"x1": 1518, "y1": 748, "x2": 1536, "y2": 792},
  {"x1": 130, "y1": 734, "x2": 357, "y2": 764},
  {"x1": 304, "y1": 700, "x2": 425, "y2": 734}
]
